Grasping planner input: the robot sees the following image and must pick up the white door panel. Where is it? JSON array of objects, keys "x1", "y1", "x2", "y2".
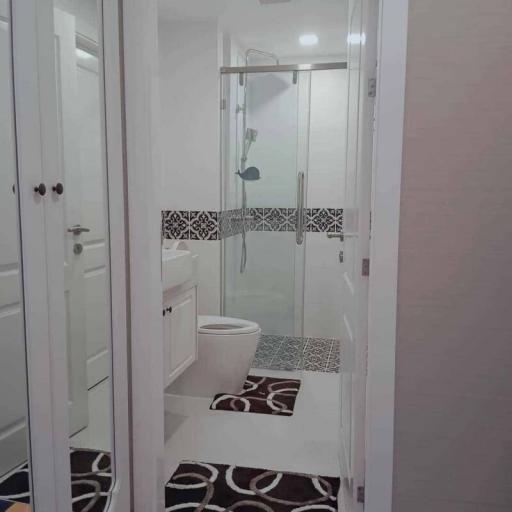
[
  {"x1": 54, "y1": 7, "x2": 89, "y2": 435},
  {"x1": 341, "y1": 0, "x2": 379, "y2": 509},
  {"x1": 77, "y1": 50, "x2": 110, "y2": 389}
]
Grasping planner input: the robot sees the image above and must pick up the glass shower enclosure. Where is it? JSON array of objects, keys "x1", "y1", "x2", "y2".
[{"x1": 221, "y1": 65, "x2": 311, "y2": 353}]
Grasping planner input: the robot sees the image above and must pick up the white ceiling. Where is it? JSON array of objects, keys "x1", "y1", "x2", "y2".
[{"x1": 158, "y1": 0, "x2": 348, "y2": 60}]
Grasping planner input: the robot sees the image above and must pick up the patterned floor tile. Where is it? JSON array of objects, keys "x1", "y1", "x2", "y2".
[{"x1": 252, "y1": 335, "x2": 340, "y2": 373}]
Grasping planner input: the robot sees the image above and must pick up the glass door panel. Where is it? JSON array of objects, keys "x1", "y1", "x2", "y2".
[
  {"x1": 222, "y1": 69, "x2": 310, "y2": 372},
  {"x1": 0, "y1": 0, "x2": 32, "y2": 505}
]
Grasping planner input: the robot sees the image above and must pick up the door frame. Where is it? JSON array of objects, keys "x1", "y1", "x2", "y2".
[
  {"x1": 123, "y1": 0, "x2": 409, "y2": 511},
  {"x1": 121, "y1": 0, "x2": 166, "y2": 511},
  {"x1": 364, "y1": 0, "x2": 409, "y2": 511}
]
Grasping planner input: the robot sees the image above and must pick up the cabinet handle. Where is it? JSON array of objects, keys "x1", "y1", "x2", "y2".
[
  {"x1": 166, "y1": 307, "x2": 173, "y2": 314},
  {"x1": 52, "y1": 182, "x2": 64, "y2": 195},
  {"x1": 34, "y1": 183, "x2": 47, "y2": 196}
]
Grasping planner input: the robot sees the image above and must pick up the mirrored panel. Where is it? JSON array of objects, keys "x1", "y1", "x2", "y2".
[
  {"x1": 53, "y1": 0, "x2": 115, "y2": 508},
  {"x1": 0, "y1": 0, "x2": 32, "y2": 508}
]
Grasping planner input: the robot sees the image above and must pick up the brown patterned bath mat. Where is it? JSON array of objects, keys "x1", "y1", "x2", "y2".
[
  {"x1": 0, "y1": 448, "x2": 112, "y2": 512},
  {"x1": 166, "y1": 461, "x2": 340, "y2": 511},
  {"x1": 210, "y1": 375, "x2": 301, "y2": 416}
]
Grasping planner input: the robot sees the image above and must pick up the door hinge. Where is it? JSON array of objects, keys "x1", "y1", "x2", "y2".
[
  {"x1": 368, "y1": 77, "x2": 377, "y2": 98},
  {"x1": 362, "y1": 258, "x2": 370, "y2": 277},
  {"x1": 221, "y1": 98, "x2": 227, "y2": 110},
  {"x1": 357, "y1": 486, "x2": 365, "y2": 504}
]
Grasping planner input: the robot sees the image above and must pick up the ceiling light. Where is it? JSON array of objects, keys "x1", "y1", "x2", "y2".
[{"x1": 299, "y1": 34, "x2": 319, "y2": 47}]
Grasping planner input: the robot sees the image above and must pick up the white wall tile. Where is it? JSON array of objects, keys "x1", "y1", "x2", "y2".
[
  {"x1": 158, "y1": 20, "x2": 221, "y2": 212},
  {"x1": 186, "y1": 240, "x2": 221, "y2": 316}
]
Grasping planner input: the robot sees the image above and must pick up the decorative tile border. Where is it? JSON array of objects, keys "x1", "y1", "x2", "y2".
[
  {"x1": 163, "y1": 210, "x2": 220, "y2": 240},
  {"x1": 162, "y1": 208, "x2": 343, "y2": 240}
]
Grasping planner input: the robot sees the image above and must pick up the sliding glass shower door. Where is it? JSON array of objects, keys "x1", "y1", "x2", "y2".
[{"x1": 221, "y1": 69, "x2": 311, "y2": 357}]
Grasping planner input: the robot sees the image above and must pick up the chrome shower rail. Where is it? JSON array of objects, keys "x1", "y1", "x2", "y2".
[{"x1": 220, "y1": 62, "x2": 347, "y2": 74}]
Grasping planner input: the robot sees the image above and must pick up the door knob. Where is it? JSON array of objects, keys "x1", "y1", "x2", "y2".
[
  {"x1": 52, "y1": 182, "x2": 64, "y2": 195},
  {"x1": 34, "y1": 183, "x2": 46, "y2": 196},
  {"x1": 67, "y1": 225, "x2": 91, "y2": 235}
]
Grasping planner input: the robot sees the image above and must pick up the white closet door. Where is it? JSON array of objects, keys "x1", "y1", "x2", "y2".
[
  {"x1": 9, "y1": 0, "x2": 131, "y2": 510},
  {"x1": 10, "y1": 0, "x2": 72, "y2": 510}
]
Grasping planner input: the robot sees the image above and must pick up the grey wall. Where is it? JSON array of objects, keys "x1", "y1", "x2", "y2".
[{"x1": 394, "y1": 1, "x2": 512, "y2": 511}]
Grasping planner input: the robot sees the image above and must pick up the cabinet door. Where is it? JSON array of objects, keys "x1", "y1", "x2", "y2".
[{"x1": 163, "y1": 288, "x2": 198, "y2": 388}]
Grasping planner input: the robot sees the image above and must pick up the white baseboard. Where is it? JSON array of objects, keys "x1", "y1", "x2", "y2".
[{"x1": 164, "y1": 392, "x2": 212, "y2": 417}]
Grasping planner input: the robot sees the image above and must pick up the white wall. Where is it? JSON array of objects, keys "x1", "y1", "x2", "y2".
[
  {"x1": 394, "y1": 2, "x2": 512, "y2": 511},
  {"x1": 158, "y1": 19, "x2": 221, "y2": 212},
  {"x1": 158, "y1": 19, "x2": 223, "y2": 315}
]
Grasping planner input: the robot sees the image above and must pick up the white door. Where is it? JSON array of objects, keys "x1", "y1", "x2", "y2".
[
  {"x1": 6, "y1": 0, "x2": 131, "y2": 509},
  {"x1": 75, "y1": 38, "x2": 111, "y2": 390},
  {"x1": 340, "y1": 0, "x2": 379, "y2": 509},
  {"x1": 53, "y1": 7, "x2": 89, "y2": 436}
]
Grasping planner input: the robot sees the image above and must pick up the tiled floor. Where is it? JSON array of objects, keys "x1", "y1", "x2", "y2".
[
  {"x1": 164, "y1": 369, "x2": 343, "y2": 479},
  {"x1": 252, "y1": 335, "x2": 340, "y2": 373}
]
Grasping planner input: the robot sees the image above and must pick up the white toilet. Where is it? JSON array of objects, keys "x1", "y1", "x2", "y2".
[{"x1": 169, "y1": 315, "x2": 261, "y2": 398}]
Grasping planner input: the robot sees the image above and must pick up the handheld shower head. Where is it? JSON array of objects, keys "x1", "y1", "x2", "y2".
[
  {"x1": 236, "y1": 167, "x2": 261, "y2": 181},
  {"x1": 242, "y1": 128, "x2": 258, "y2": 164}
]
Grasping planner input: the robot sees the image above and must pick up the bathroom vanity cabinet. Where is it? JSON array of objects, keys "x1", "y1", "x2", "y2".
[{"x1": 163, "y1": 285, "x2": 198, "y2": 388}]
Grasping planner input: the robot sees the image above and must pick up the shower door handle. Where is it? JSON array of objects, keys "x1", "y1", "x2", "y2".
[{"x1": 296, "y1": 172, "x2": 305, "y2": 245}]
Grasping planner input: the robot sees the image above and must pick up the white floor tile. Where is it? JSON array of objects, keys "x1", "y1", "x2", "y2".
[{"x1": 164, "y1": 370, "x2": 343, "y2": 480}]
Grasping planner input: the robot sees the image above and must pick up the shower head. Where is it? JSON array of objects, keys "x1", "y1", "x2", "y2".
[
  {"x1": 242, "y1": 128, "x2": 259, "y2": 164},
  {"x1": 236, "y1": 166, "x2": 261, "y2": 181}
]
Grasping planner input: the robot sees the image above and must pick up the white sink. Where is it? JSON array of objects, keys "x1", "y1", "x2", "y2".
[{"x1": 162, "y1": 248, "x2": 195, "y2": 291}]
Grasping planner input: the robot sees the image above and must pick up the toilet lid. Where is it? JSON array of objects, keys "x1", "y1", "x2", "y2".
[{"x1": 198, "y1": 316, "x2": 260, "y2": 335}]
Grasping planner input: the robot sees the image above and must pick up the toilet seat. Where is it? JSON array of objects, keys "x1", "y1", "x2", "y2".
[{"x1": 198, "y1": 315, "x2": 260, "y2": 336}]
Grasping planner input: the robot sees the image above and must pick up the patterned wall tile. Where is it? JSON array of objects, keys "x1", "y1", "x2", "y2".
[
  {"x1": 162, "y1": 207, "x2": 343, "y2": 240},
  {"x1": 163, "y1": 210, "x2": 190, "y2": 239},
  {"x1": 306, "y1": 208, "x2": 337, "y2": 232},
  {"x1": 249, "y1": 208, "x2": 265, "y2": 231},
  {"x1": 190, "y1": 211, "x2": 219, "y2": 240},
  {"x1": 334, "y1": 208, "x2": 344, "y2": 233},
  {"x1": 263, "y1": 208, "x2": 296, "y2": 232}
]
